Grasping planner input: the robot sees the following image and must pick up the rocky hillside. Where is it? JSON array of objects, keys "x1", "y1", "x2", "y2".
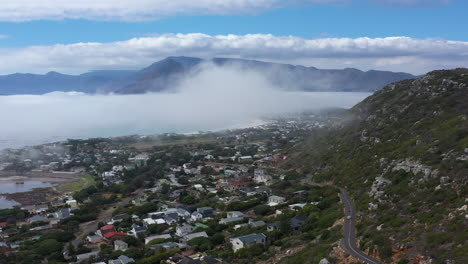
[{"x1": 285, "y1": 69, "x2": 468, "y2": 263}]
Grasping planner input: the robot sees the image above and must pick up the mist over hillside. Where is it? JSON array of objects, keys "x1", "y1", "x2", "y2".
[
  {"x1": 0, "y1": 65, "x2": 371, "y2": 150},
  {"x1": 0, "y1": 56, "x2": 414, "y2": 95}
]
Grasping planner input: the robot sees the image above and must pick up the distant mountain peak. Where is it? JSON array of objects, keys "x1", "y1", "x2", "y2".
[{"x1": 0, "y1": 56, "x2": 416, "y2": 95}]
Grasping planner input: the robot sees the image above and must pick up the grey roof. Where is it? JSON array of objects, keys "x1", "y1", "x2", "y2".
[
  {"x1": 112, "y1": 255, "x2": 135, "y2": 264},
  {"x1": 233, "y1": 233, "x2": 266, "y2": 243},
  {"x1": 250, "y1": 221, "x2": 266, "y2": 228},
  {"x1": 221, "y1": 217, "x2": 244, "y2": 223},
  {"x1": 134, "y1": 226, "x2": 148, "y2": 233},
  {"x1": 185, "y1": 231, "x2": 208, "y2": 241},
  {"x1": 150, "y1": 242, "x2": 180, "y2": 250},
  {"x1": 28, "y1": 215, "x2": 46, "y2": 222}
]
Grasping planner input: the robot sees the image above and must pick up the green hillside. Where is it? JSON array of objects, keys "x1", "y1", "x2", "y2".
[{"x1": 284, "y1": 69, "x2": 468, "y2": 263}]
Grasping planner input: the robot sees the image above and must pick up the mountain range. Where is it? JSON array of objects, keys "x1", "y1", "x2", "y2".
[{"x1": 0, "y1": 56, "x2": 415, "y2": 95}]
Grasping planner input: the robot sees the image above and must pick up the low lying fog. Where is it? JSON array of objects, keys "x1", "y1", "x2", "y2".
[{"x1": 0, "y1": 65, "x2": 370, "y2": 149}]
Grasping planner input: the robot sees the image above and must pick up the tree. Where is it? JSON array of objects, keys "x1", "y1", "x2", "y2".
[
  {"x1": 253, "y1": 205, "x2": 273, "y2": 216},
  {"x1": 279, "y1": 219, "x2": 292, "y2": 235},
  {"x1": 211, "y1": 233, "x2": 225, "y2": 245},
  {"x1": 35, "y1": 239, "x2": 63, "y2": 256}
]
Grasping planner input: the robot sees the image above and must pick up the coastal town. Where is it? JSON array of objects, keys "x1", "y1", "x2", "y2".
[{"x1": 0, "y1": 113, "x2": 345, "y2": 264}]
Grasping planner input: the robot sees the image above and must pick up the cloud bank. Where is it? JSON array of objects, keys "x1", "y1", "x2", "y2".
[
  {"x1": 1, "y1": 34, "x2": 468, "y2": 75},
  {"x1": 0, "y1": 0, "x2": 344, "y2": 22},
  {"x1": 0, "y1": 0, "x2": 453, "y2": 21},
  {"x1": 0, "y1": 65, "x2": 370, "y2": 149}
]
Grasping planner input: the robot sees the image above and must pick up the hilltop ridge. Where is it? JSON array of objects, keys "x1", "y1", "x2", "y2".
[
  {"x1": 285, "y1": 68, "x2": 468, "y2": 263},
  {"x1": 0, "y1": 56, "x2": 414, "y2": 95}
]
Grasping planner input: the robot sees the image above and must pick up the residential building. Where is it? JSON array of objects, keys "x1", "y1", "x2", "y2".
[
  {"x1": 109, "y1": 255, "x2": 135, "y2": 264},
  {"x1": 230, "y1": 233, "x2": 266, "y2": 252},
  {"x1": 267, "y1": 195, "x2": 286, "y2": 206},
  {"x1": 114, "y1": 240, "x2": 128, "y2": 251}
]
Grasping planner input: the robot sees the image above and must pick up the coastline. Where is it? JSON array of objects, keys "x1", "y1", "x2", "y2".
[{"x1": 0, "y1": 173, "x2": 82, "y2": 207}]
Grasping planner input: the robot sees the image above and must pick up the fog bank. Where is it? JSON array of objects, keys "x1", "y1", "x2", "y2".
[{"x1": 0, "y1": 65, "x2": 371, "y2": 149}]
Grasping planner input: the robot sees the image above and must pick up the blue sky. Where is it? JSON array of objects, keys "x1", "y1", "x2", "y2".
[
  {"x1": 0, "y1": 0, "x2": 466, "y2": 74},
  {"x1": 0, "y1": 1, "x2": 467, "y2": 47}
]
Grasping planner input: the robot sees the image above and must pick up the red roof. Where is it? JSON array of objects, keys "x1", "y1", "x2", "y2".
[
  {"x1": 0, "y1": 222, "x2": 7, "y2": 227},
  {"x1": 100, "y1": 224, "x2": 115, "y2": 231},
  {"x1": 228, "y1": 181, "x2": 248, "y2": 186},
  {"x1": 104, "y1": 232, "x2": 127, "y2": 239}
]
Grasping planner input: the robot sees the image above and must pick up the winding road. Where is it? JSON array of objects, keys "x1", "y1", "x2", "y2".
[{"x1": 339, "y1": 188, "x2": 382, "y2": 264}]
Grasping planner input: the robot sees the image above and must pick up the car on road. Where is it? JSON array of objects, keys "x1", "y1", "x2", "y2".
[{"x1": 346, "y1": 215, "x2": 352, "y2": 220}]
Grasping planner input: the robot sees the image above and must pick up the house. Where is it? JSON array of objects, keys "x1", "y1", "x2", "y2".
[
  {"x1": 227, "y1": 181, "x2": 248, "y2": 191},
  {"x1": 288, "y1": 203, "x2": 307, "y2": 210},
  {"x1": 0, "y1": 228, "x2": 18, "y2": 238},
  {"x1": 109, "y1": 213, "x2": 129, "y2": 224},
  {"x1": 28, "y1": 215, "x2": 47, "y2": 223},
  {"x1": 290, "y1": 215, "x2": 307, "y2": 231},
  {"x1": 109, "y1": 255, "x2": 135, "y2": 264},
  {"x1": 176, "y1": 208, "x2": 192, "y2": 220},
  {"x1": 176, "y1": 224, "x2": 194, "y2": 237},
  {"x1": 114, "y1": 240, "x2": 128, "y2": 251},
  {"x1": 267, "y1": 195, "x2": 286, "y2": 206},
  {"x1": 193, "y1": 184, "x2": 203, "y2": 191},
  {"x1": 164, "y1": 213, "x2": 179, "y2": 225},
  {"x1": 104, "y1": 232, "x2": 128, "y2": 241},
  {"x1": 190, "y1": 211, "x2": 203, "y2": 222},
  {"x1": 76, "y1": 251, "x2": 100, "y2": 263},
  {"x1": 227, "y1": 211, "x2": 244, "y2": 218},
  {"x1": 184, "y1": 231, "x2": 208, "y2": 242},
  {"x1": 239, "y1": 156, "x2": 253, "y2": 162},
  {"x1": 196, "y1": 207, "x2": 213, "y2": 218},
  {"x1": 249, "y1": 220, "x2": 266, "y2": 228},
  {"x1": 230, "y1": 233, "x2": 266, "y2": 252},
  {"x1": 55, "y1": 208, "x2": 73, "y2": 219},
  {"x1": 66, "y1": 199, "x2": 78, "y2": 207},
  {"x1": 234, "y1": 223, "x2": 249, "y2": 230},
  {"x1": 87, "y1": 235, "x2": 102, "y2": 244},
  {"x1": 267, "y1": 222, "x2": 280, "y2": 232},
  {"x1": 130, "y1": 225, "x2": 148, "y2": 238},
  {"x1": 50, "y1": 199, "x2": 65, "y2": 208},
  {"x1": 150, "y1": 242, "x2": 184, "y2": 251},
  {"x1": 36, "y1": 204, "x2": 49, "y2": 214},
  {"x1": 219, "y1": 217, "x2": 244, "y2": 225},
  {"x1": 145, "y1": 234, "x2": 172, "y2": 245},
  {"x1": 98, "y1": 225, "x2": 115, "y2": 237},
  {"x1": 22, "y1": 204, "x2": 49, "y2": 214},
  {"x1": 253, "y1": 174, "x2": 272, "y2": 185},
  {"x1": 143, "y1": 218, "x2": 165, "y2": 226}
]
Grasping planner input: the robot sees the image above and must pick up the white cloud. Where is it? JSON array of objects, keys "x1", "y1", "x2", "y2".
[
  {"x1": 0, "y1": 65, "x2": 369, "y2": 149},
  {"x1": 0, "y1": 0, "x2": 344, "y2": 22},
  {"x1": 0, "y1": 35, "x2": 9, "y2": 39},
  {"x1": 1, "y1": 34, "x2": 467, "y2": 75}
]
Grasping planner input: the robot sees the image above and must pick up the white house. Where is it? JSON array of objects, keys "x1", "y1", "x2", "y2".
[
  {"x1": 86, "y1": 235, "x2": 101, "y2": 244},
  {"x1": 267, "y1": 195, "x2": 285, "y2": 206},
  {"x1": 230, "y1": 233, "x2": 266, "y2": 252},
  {"x1": 114, "y1": 240, "x2": 128, "y2": 251},
  {"x1": 190, "y1": 211, "x2": 204, "y2": 222}
]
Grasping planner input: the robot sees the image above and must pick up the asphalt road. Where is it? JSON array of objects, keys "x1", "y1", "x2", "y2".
[
  {"x1": 71, "y1": 189, "x2": 144, "y2": 248},
  {"x1": 339, "y1": 188, "x2": 382, "y2": 264}
]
